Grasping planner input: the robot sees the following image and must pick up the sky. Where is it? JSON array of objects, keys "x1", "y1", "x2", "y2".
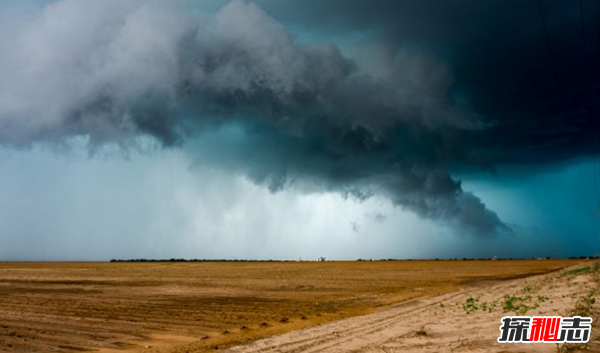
[{"x1": 0, "y1": 0, "x2": 599, "y2": 260}]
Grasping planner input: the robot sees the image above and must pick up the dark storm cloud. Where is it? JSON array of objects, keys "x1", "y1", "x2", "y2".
[
  {"x1": 257, "y1": 0, "x2": 600, "y2": 167},
  {"x1": 9, "y1": 0, "x2": 595, "y2": 236}
]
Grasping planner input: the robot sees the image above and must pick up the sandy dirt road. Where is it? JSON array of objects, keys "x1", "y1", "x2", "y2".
[{"x1": 225, "y1": 266, "x2": 600, "y2": 353}]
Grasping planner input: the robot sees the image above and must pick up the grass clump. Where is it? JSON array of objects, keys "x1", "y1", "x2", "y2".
[
  {"x1": 462, "y1": 297, "x2": 479, "y2": 314},
  {"x1": 570, "y1": 290, "x2": 596, "y2": 317},
  {"x1": 502, "y1": 294, "x2": 535, "y2": 315},
  {"x1": 522, "y1": 284, "x2": 534, "y2": 293},
  {"x1": 460, "y1": 297, "x2": 498, "y2": 314},
  {"x1": 563, "y1": 267, "x2": 591, "y2": 276}
]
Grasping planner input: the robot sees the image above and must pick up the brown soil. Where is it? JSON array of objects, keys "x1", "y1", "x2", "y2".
[
  {"x1": 0, "y1": 260, "x2": 583, "y2": 352},
  {"x1": 225, "y1": 263, "x2": 600, "y2": 353}
]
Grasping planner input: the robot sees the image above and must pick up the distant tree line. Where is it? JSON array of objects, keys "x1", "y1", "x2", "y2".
[
  {"x1": 109, "y1": 258, "x2": 297, "y2": 263},
  {"x1": 109, "y1": 256, "x2": 599, "y2": 263}
]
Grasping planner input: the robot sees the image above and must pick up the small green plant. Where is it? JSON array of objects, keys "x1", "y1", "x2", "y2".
[
  {"x1": 502, "y1": 294, "x2": 532, "y2": 315},
  {"x1": 537, "y1": 295, "x2": 549, "y2": 303},
  {"x1": 489, "y1": 299, "x2": 498, "y2": 313},
  {"x1": 462, "y1": 296, "x2": 479, "y2": 314}
]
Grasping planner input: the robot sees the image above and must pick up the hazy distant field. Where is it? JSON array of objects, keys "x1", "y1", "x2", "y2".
[{"x1": 0, "y1": 260, "x2": 582, "y2": 352}]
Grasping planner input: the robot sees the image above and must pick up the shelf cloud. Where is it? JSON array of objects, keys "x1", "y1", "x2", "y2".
[{"x1": 11, "y1": 0, "x2": 587, "y2": 236}]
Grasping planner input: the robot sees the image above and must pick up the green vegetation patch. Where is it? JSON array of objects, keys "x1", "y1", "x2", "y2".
[{"x1": 562, "y1": 267, "x2": 591, "y2": 276}]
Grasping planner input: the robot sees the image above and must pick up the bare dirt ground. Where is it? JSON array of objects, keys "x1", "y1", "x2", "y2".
[
  {"x1": 0, "y1": 260, "x2": 587, "y2": 353},
  {"x1": 225, "y1": 264, "x2": 600, "y2": 353}
]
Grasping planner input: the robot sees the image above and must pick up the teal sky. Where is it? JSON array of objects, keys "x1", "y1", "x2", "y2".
[
  {"x1": 1, "y1": 0, "x2": 599, "y2": 260},
  {"x1": 1, "y1": 143, "x2": 598, "y2": 261}
]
